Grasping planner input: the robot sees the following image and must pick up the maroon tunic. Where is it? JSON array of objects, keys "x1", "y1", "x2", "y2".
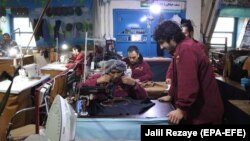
[
  {"x1": 78, "y1": 74, "x2": 148, "y2": 101},
  {"x1": 66, "y1": 52, "x2": 84, "y2": 76},
  {"x1": 166, "y1": 38, "x2": 209, "y2": 80},
  {"x1": 168, "y1": 37, "x2": 224, "y2": 124},
  {"x1": 123, "y1": 55, "x2": 153, "y2": 82}
]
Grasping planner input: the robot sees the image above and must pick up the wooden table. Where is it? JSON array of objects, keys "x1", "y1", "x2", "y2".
[
  {"x1": 227, "y1": 100, "x2": 250, "y2": 124},
  {"x1": 0, "y1": 55, "x2": 34, "y2": 75},
  {"x1": 40, "y1": 63, "x2": 68, "y2": 78},
  {"x1": 215, "y1": 74, "x2": 249, "y2": 100},
  {"x1": 0, "y1": 75, "x2": 50, "y2": 141},
  {"x1": 215, "y1": 74, "x2": 245, "y2": 91},
  {"x1": 228, "y1": 100, "x2": 250, "y2": 116}
]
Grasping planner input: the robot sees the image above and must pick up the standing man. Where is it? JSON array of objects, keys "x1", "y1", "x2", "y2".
[
  {"x1": 0, "y1": 33, "x2": 18, "y2": 56},
  {"x1": 123, "y1": 45, "x2": 153, "y2": 82},
  {"x1": 165, "y1": 19, "x2": 209, "y2": 85},
  {"x1": 153, "y1": 21, "x2": 224, "y2": 124}
]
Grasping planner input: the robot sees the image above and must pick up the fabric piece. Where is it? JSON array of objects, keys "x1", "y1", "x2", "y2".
[
  {"x1": 33, "y1": 19, "x2": 43, "y2": 41},
  {"x1": 46, "y1": 7, "x2": 53, "y2": 17},
  {"x1": 75, "y1": 7, "x2": 82, "y2": 16},
  {"x1": 41, "y1": 19, "x2": 52, "y2": 46},
  {"x1": 87, "y1": 98, "x2": 155, "y2": 116},
  {"x1": 54, "y1": 20, "x2": 61, "y2": 41}
]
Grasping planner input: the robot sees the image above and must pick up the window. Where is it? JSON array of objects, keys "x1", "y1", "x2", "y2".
[
  {"x1": 211, "y1": 17, "x2": 235, "y2": 48},
  {"x1": 13, "y1": 17, "x2": 36, "y2": 47}
]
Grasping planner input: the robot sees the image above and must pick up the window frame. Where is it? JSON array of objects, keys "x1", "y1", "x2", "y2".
[
  {"x1": 13, "y1": 17, "x2": 36, "y2": 48},
  {"x1": 211, "y1": 17, "x2": 237, "y2": 48}
]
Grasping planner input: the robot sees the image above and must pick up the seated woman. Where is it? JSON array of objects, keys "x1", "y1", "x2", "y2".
[
  {"x1": 123, "y1": 45, "x2": 153, "y2": 82},
  {"x1": 66, "y1": 45, "x2": 85, "y2": 77},
  {"x1": 78, "y1": 59, "x2": 148, "y2": 102}
]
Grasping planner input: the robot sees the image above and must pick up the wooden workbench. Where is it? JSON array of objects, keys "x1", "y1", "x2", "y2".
[
  {"x1": 0, "y1": 55, "x2": 34, "y2": 75},
  {"x1": 0, "y1": 75, "x2": 50, "y2": 141},
  {"x1": 227, "y1": 100, "x2": 250, "y2": 124},
  {"x1": 40, "y1": 63, "x2": 68, "y2": 78}
]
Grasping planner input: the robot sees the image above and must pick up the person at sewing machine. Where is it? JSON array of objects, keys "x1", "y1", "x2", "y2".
[
  {"x1": 78, "y1": 59, "x2": 148, "y2": 101},
  {"x1": 66, "y1": 45, "x2": 85, "y2": 77},
  {"x1": 0, "y1": 33, "x2": 18, "y2": 56},
  {"x1": 123, "y1": 45, "x2": 152, "y2": 82}
]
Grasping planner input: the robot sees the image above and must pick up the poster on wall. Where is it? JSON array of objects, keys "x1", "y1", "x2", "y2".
[
  {"x1": 140, "y1": 0, "x2": 186, "y2": 25},
  {"x1": 113, "y1": 9, "x2": 186, "y2": 57},
  {"x1": 113, "y1": 0, "x2": 186, "y2": 57},
  {"x1": 141, "y1": 0, "x2": 186, "y2": 11}
]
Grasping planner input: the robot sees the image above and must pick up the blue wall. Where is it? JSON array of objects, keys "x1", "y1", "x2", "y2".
[{"x1": 113, "y1": 9, "x2": 186, "y2": 57}]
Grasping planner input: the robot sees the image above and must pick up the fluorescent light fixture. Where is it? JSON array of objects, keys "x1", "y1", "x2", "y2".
[
  {"x1": 150, "y1": 4, "x2": 161, "y2": 14},
  {"x1": 62, "y1": 43, "x2": 68, "y2": 50}
]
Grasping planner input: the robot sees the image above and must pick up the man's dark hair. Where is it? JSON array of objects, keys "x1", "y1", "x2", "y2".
[
  {"x1": 181, "y1": 19, "x2": 194, "y2": 32},
  {"x1": 127, "y1": 45, "x2": 139, "y2": 54},
  {"x1": 3, "y1": 33, "x2": 10, "y2": 37},
  {"x1": 73, "y1": 45, "x2": 82, "y2": 52},
  {"x1": 153, "y1": 20, "x2": 185, "y2": 44}
]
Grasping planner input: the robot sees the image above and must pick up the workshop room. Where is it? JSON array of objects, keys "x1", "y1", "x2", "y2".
[{"x1": 0, "y1": 0, "x2": 250, "y2": 141}]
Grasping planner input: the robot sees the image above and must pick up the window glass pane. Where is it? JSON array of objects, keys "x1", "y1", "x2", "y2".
[
  {"x1": 214, "y1": 17, "x2": 234, "y2": 32},
  {"x1": 211, "y1": 33, "x2": 232, "y2": 47},
  {"x1": 13, "y1": 17, "x2": 36, "y2": 47},
  {"x1": 13, "y1": 17, "x2": 33, "y2": 32},
  {"x1": 15, "y1": 33, "x2": 36, "y2": 47}
]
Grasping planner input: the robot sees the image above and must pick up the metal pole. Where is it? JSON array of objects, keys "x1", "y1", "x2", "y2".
[
  {"x1": 25, "y1": 0, "x2": 52, "y2": 53},
  {"x1": 83, "y1": 32, "x2": 88, "y2": 82},
  {"x1": 56, "y1": 38, "x2": 59, "y2": 62}
]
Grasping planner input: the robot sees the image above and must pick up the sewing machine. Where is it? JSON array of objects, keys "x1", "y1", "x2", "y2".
[{"x1": 75, "y1": 85, "x2": 112, "y2": 117}]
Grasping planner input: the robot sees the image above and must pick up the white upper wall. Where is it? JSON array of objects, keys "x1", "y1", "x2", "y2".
[
  {"x1": 186, "y1": 0, "x2": 201, "y2": 40},
  {"x1": 107, "y1": 0, "x2": 201, "y2": 41}
]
